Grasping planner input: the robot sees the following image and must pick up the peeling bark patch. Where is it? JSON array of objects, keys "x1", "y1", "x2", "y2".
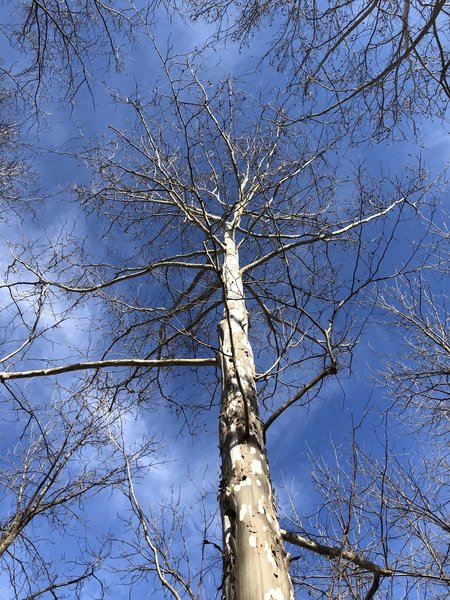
[
  {"x1": 251, "y1": 459, "x2": 263, "y2": 474},
  {"x1": 249, "y1": 535, "x2": 257, "y2": 547},
  {"x1": 239, "y1": 504, "x2": 250, "y2": 521},
  {"x1": 266, "y1": 544, "x2": 277, "y2": 569},
  {"x1": 264, "y1": 589, "x2": 284, "y2": 600},
  {"x1": 229, "y1": 434, "x2": 240, "y2": 467}
]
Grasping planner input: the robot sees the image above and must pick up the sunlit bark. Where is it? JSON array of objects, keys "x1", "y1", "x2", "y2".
[{"x1": 219, "y1": 222, "x2": 293, "y2": 600}]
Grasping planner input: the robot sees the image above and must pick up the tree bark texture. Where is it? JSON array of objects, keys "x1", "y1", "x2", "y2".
[{"x1": 219, "y1": 223, "x2": 294, "y2": 600}]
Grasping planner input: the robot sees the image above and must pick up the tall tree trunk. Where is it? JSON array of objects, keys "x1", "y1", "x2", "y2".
[{"x1": 218, "y1": 223, "x2": 294, "y2": 600}]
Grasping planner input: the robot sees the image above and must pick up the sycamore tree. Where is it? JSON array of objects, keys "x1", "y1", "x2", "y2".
[
  {"x1": 0, "y1": 2, "x2": 448, "y2": 599},
  {"x1": 1, "y1": 42, "x2": 445, "y2": 598}
]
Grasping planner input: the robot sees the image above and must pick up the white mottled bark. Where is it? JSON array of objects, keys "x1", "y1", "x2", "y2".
[{"x1": 219, "y1": 223, "x2": 294, "y2": 600}]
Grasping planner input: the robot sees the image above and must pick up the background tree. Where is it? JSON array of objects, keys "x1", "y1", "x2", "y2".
[
  {"x1": 183, "y1": 0, "x2": 450, "y2": 131},
  {"x1": 377, "y1": 243, "x2": 449, "y2": 431},
  {"x1": 0, "y1": 81, "x2": 37, "y2": 216},
  {"x1": 280, "y1": 424, "x2": 449, "y2": 599},
  {"x1": 0, "y1": 373, "x2": 158, "y2": 598},
  {"x1": 2, "y1": 1, "x2": 449, "y2": 127},
  {"x1": 0, "y1": 0, "x2": 142, "y2": 104}
]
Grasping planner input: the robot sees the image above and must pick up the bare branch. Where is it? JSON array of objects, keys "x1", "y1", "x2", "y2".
[
  {"x1": 0, "y1": 357, "x2": 217, "y2": 381},
  {"x1": 264, "y1": 365, "x2": 336, "y2": 431},
  {"x1": 282, "y1": 529, "x2": 393, "y2": 577}
]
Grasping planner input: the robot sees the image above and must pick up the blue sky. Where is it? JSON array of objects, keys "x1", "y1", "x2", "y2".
[{"x1": 0, "y1": 3, "x2": 449, "y2": 599}]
